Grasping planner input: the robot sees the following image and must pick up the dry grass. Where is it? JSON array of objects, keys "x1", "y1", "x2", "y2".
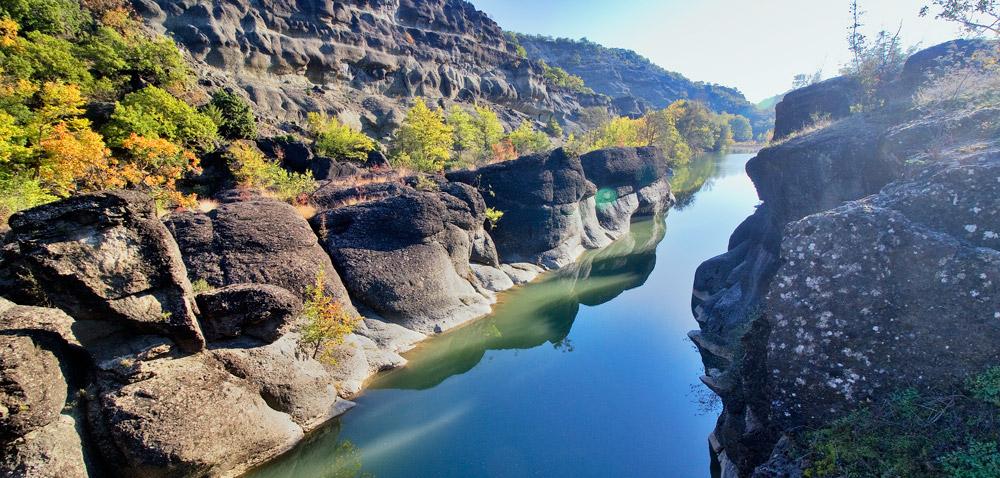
[
  {"x1": 331, "y1": 194, "x2": 374, "y2": 209},
  {"x1": 769, "y1": 116, "x2": 835, "y2": 147},
  {"x1": 293, "y1": 203, "x2": 317, "y2": 220},
  {"x1": 197, "y1": 198, "x2": 219, "y2": 213}
]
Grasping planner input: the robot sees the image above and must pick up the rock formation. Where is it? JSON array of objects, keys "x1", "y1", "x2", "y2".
[
  {"x1": 136, "y1": 0, "x2": 609, "y2": 136},
  {"x1": 690, "y1": 40, "x2": 1000, "y2": 476}
]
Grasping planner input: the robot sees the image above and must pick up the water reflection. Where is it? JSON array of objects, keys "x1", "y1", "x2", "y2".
[
  {"x1": 370, "y1": 218, "x2": 667, "y2": 391},
  {"x1": 670, "y1": 153, "x2": 721, "y2": 210},
  {"x1": 250, "y1": 422, "x2": 371, "y2": 478}
]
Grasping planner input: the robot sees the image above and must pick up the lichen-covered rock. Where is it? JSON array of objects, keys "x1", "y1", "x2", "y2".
[
  {"x1": 164, "y1": 196, "x2": 353, "y2": 311},
  {"x1": 211, "y1": 334, "x2": 354, "y2": 431},
  {"x1": 90, "y1": 348, "x2": 303, "y2": 478},
  {"x1": 312, "y1": 187, "x2": 493, "y2": 333},
  {"x1": 764, "y1": 155, "x2": 1000, "y2": 427},
  {"x1": 195, "y1": 284, "x2": 302, "y2": 343},
  {"x1": 0, "y1": 191, "x2": 204, "y2": 352}
]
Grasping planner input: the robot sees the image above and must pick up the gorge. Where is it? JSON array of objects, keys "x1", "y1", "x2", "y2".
[{"x1": 0, "y1": 0, "x2": 998, "y2": 477}]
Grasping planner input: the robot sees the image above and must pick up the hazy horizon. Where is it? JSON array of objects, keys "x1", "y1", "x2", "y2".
[{"x1": 473, "y1": 0, "x2": 967, "y2": 103}]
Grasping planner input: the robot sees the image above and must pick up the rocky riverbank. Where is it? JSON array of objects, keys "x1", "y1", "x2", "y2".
[
  {"x1": 0, "y1": 146, "x2": 673, "y2": 477},
  {"x1": 690, "y1": 40, "x2": 1000, "y2": 477}
]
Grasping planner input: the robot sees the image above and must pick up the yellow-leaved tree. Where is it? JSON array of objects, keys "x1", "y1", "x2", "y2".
[
  {"x1": 391, "y1": 99, "x2": 454, "y2": 172},
  {"x1": 299, "y1": 270, "x2": 360, "y2": 364}
]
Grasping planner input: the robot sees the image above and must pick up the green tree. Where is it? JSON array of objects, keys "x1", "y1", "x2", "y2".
[
  {"x1": 307, "y1": 113, "x2": 376, "y2": 162},
  {"x1": 447, "y1": 105, "x2": 506, "y2": 165},
  {"x1": 506, "y1": 121, "x2": 550, "y2": 155},
  {"x1": 391, "y1": 99, "x2": 454, "y2": 172},
  {"x1": 728, "y1": 115, "x2": 753, "y2": 142},
  {"x1": 206, "y1": 90, "x2": 257, "y2": 140},
  {"x1": 921, "y1": 0, "x2": 999, "y2": 36},
  {"x1": 0, "y1": 0, "x2": 89, "y2": 38},
  {"x1": 227, "y1": 141, "x2": 315, "y2": 203},
  {"x1": 105, "y1": 86, "x2": 218, "y2": 149}
]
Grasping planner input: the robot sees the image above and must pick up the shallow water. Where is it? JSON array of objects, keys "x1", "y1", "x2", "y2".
[{"x1": 248, "y1": 153, "x2": 759, "y2": 478}]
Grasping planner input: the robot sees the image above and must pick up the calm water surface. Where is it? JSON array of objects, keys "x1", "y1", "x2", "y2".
[{"x1": 249, "y1": 153, "x2": 759, "y2": 478}]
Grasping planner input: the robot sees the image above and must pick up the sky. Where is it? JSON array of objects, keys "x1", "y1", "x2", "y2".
[{"x1": 472, "y1": 0, "x2": 966, "y2": 102}]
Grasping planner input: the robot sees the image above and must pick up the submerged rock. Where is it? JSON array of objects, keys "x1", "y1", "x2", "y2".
[{"x1": 0, "y1": 191, "x2": 204, "y2": 352}]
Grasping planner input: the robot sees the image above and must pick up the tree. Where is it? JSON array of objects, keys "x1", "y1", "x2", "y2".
[
  {"x1": 300, "y1": 270, "x2": 359, "y2": 363},
  {"x1": 391, "y1": 99, "x2": 454, "y2": 172},
  {"x1": 105, "y1": 86, "x2": 218, "y2": 149},
  {"x1": 921, "y1": 0, "x2": 999, "y2": 36},
  {"x1": 119, "y1": 133, "x2": 200, "y2": 207},
  {"x1": 307, "y1": 112, "x2": 375, "y2": 162},
  {"x1": 728, "y1": 115, "x2": 753, "y2": 142},
  {"x1": 506, "y1": 121, "x2": 550, "y2": 155},
  {"x1": 204, "y1": 90, "x2": 257, "y2": 140}
]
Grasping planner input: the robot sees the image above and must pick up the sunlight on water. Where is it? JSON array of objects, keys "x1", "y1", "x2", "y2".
[{"x1": 249, "y1": 153, "x2": 760, "y2": 478}]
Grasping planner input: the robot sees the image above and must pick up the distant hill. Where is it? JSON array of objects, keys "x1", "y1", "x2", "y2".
[{"x1": 515, "y1": 34, "x2": 774, "y2": 135}]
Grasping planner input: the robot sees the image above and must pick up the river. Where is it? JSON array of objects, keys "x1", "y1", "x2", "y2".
[{"x1": 248, "y1": 152, "x2": 760, "y2": 478}]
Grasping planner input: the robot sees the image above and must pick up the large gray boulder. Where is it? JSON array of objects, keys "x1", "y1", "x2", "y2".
[
  {"x1": 311, "y1": 183, "x2": 496, "y2": 333},
  {"x1": 164, "y1": 197, "x2": 354, "y2": 311},
  {"x1": 0, "y1": 191, "x2": 204, "y2": 352},
  {"x1": 0, "y1": 414, "x2": 87, "y2": 478},
  {"x1": 90, "y1": 346, "x2": 303, "y2": 478},
  {"x1": 579, "y1": 146, "x2": 674, "y2": 233},
  {"x1": 772, "y1": 76, "x2": 860, "y2": 140},
  {"x1": 447, "y1": 148, "x2": 599, "y2": 268}
]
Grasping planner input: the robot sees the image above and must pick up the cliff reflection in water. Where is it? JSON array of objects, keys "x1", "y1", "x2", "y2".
[{"x1": 370, "y1": 217, "x2": 667, "y2": 391}]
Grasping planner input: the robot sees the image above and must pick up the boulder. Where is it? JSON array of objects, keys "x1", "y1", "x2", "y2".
[
  {"x1": 0, "y1": 336, "x2": 67, "y2": 441},
  {"x1": 311, "y1": 187, "x2": 494, "y2": 333},
  {"x1": 448, "y1": 148, "x2": 599, "y2": 268},
  {"x1": 164, "y1": 196, "x2": 354, "y2": 311},
  {"x1": 579, "y1": 146, "x2": 674, "y2": 231},
  {"x1": 90, "y1": 348, "x2": 303, "y2": 478},
  {"x1": 211, "y1": 334, "x2": 354, "y2": 431},
  {"x1": 195, "y1": 284, "x2": 302, "y2": 343},
  {"x1": 772, "y1": 76, "x2": 860, "y2": 141},
  {"x1": 0, "y1": 414, "x2": 88, "y2": 478},
  {"x1": 0, "y1": 191, "x2": 204, "y2": 352},
  {"x1": 323, "y1": 334, "x2": 409, "y2": 397}
]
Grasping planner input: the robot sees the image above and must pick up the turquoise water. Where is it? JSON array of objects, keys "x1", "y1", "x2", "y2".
[{"x1": 249, "y1": 153, "x2": 759, "y2": 478}]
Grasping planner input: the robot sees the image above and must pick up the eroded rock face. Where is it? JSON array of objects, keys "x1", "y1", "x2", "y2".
[
  {"x1": 312, "y1": 183, "x2": 496, "y2": 333},
  {"x1": 0, "y1": 191, "x2": 204, "y2": 352},
  {"x1": 195, "y1": 284, "x2": 302, "y2": 343},
  {"x1": 136, "y1": 0, "x2": 608, "y2": 135},
  {"x1": 90, "y1": 347, "x2": 303, "y2": 478},
  {"x1": 765, "y1": 155, "x2": 1000, "y2": 427},
  {"x1": 164, "y1": 196, "x2": 353, "y2": 310}
]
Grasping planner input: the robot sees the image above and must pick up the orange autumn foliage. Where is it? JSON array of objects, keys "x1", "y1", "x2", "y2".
[
  {"x1": 119, "y1": 133, "x2": 200, "y2": 207},
  {"x1": 38, "y1": 122, "x2": 118, "y2": 195}
]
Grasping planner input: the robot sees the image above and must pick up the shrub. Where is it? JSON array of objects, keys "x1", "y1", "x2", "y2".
[
  {"x1": 969, "y1": 366, "x2": 1000, "y2": 407},
  {"x1": 484, "y1": 207, "x2": 503, "y2": 230},
  {"x1": 105, "y1": 86, "x2": 218, "y2": 149},
  {"x1": 227, "y1": 141, "x2": 315, "y2": 203},
  {"x1": 0, "y1": 172, "x2": 55, "y2": 224},
  {"x1": 940, "y1": 441, "x2": 1000, "y2": 478},
  {"x1": 119, "y1": 133, "x2": 200, "y2": 208},
  {"x1": 448, "y1": 105, "x2": 506, "y2": 166},
  {"x1": 299, "y1": 270, "x2": 359, "y2": 364},
  {"x1": 307, "y1": 112, "x2": 375, "y2": 162},
  {"x1": 391, "y1": 99, "x2": 454, "y2": 172},
  {"x1": 0, "y1": 0, "x2": 90, "y2": 38},
  {"x1": 206, "y1": 90, "x2": 257, "y2": 140}
]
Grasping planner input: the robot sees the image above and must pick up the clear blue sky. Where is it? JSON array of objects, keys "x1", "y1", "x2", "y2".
[{"x1": 472, "y1": 0, "x2": 965, "y2": 102}]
